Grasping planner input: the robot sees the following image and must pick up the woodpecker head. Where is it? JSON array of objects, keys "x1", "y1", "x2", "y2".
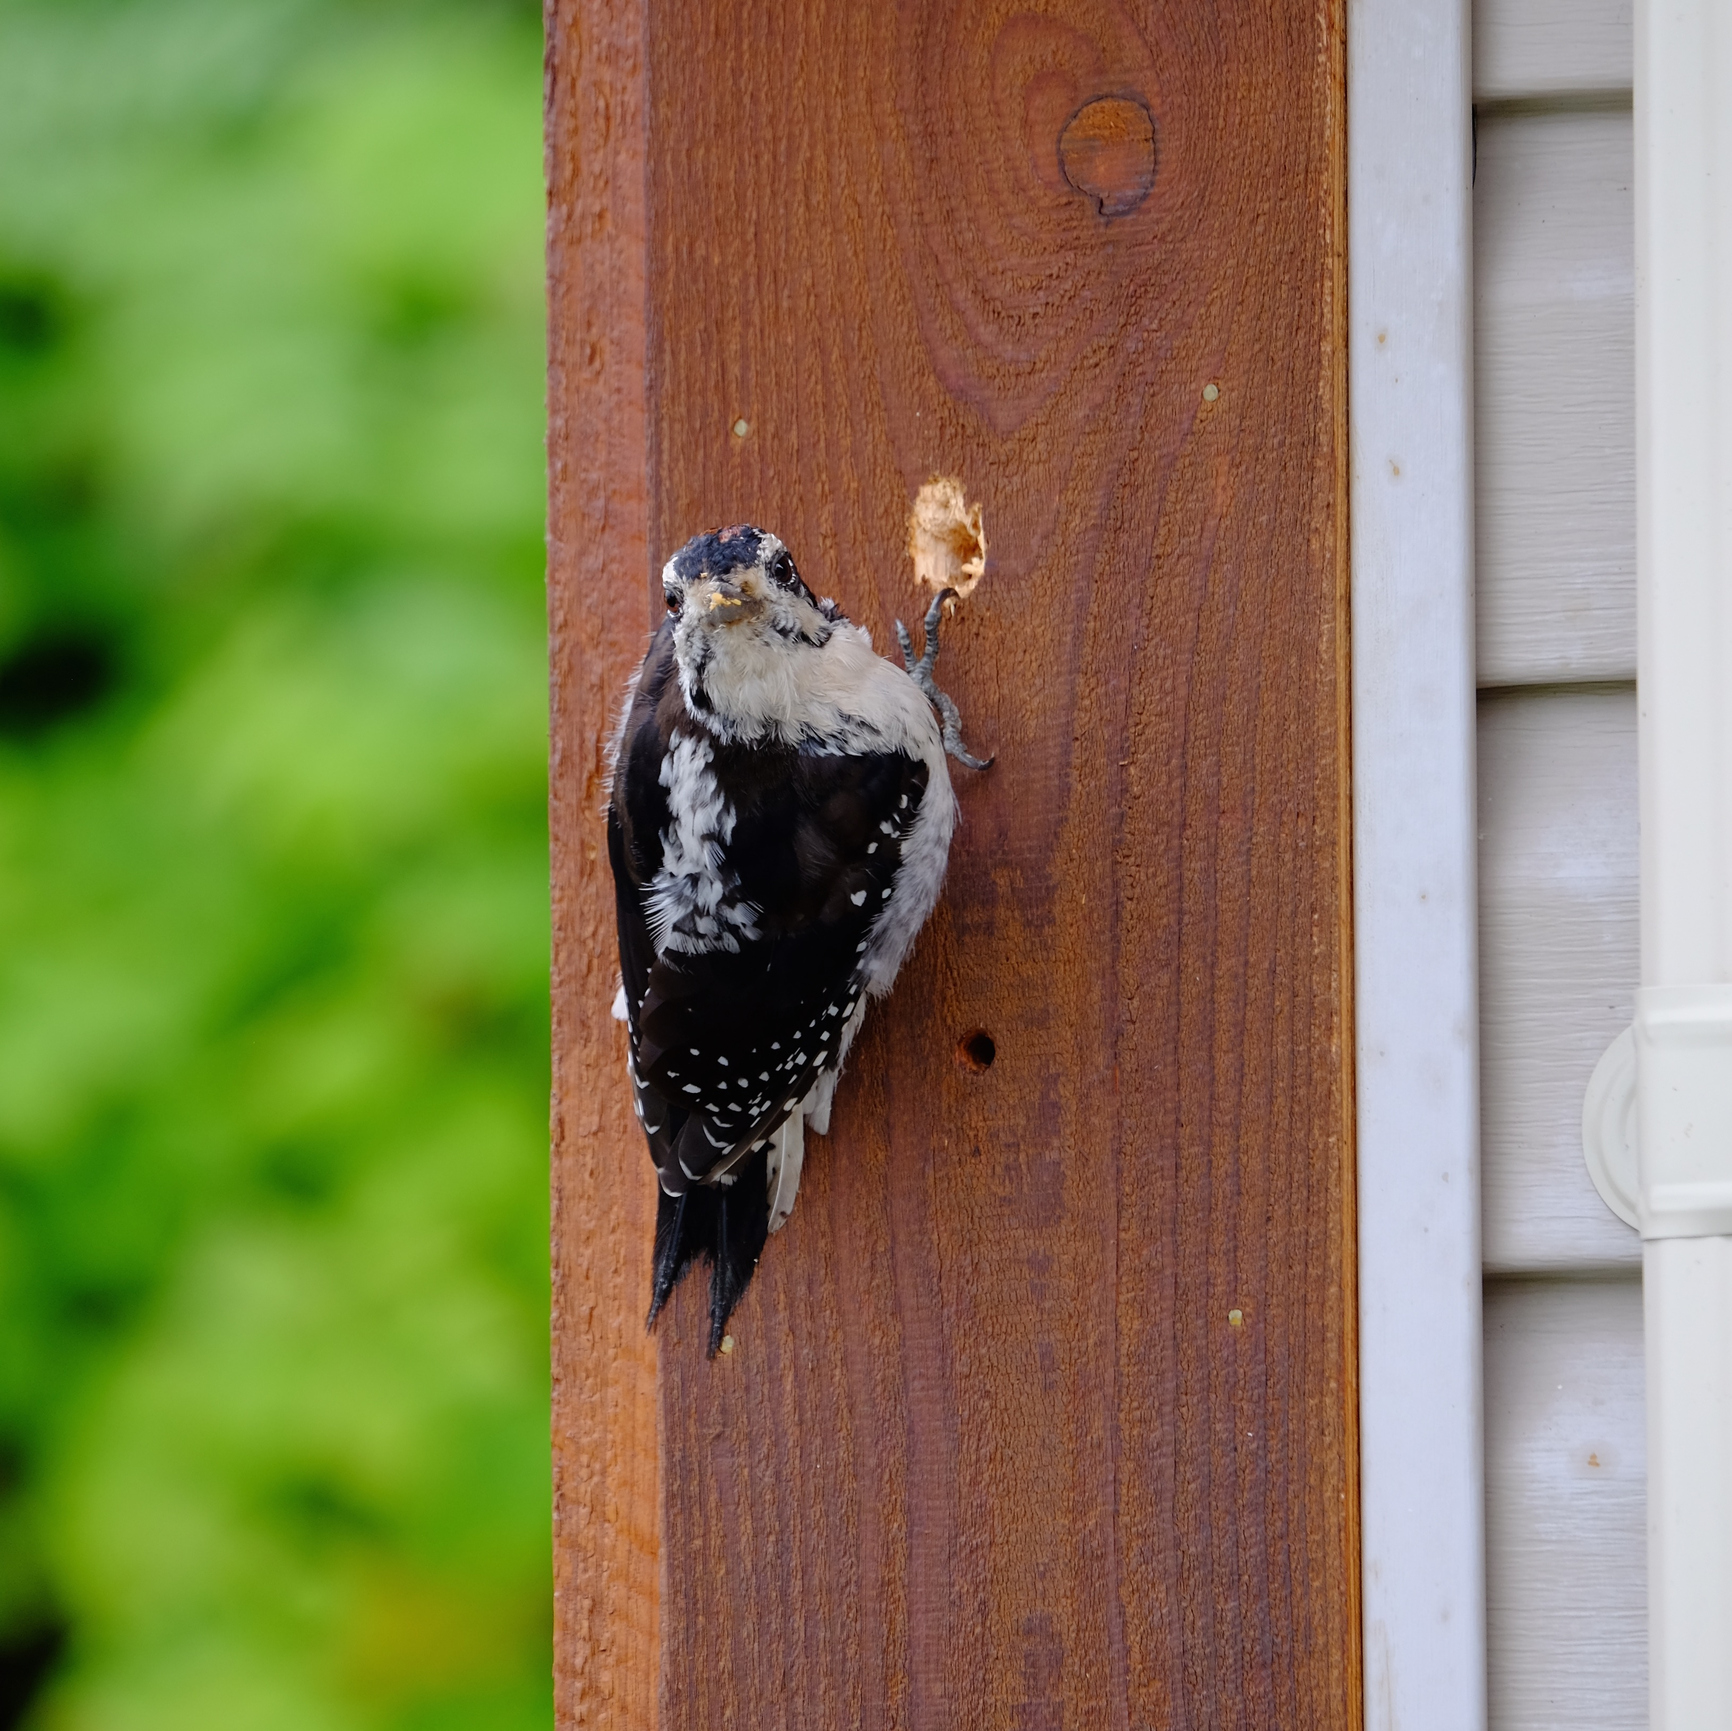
[{"x1": 661, "y1": 525, "x2": 845, "y2": 729}]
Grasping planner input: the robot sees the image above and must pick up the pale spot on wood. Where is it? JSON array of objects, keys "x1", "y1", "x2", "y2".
[{"x1": 907, "y1": 476, "x2": 987, "y2": 601}]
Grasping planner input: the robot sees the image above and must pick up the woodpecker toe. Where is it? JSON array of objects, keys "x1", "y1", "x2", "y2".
[{"x1": 896, "y1": 588, "x2": 993, "y2": 771}]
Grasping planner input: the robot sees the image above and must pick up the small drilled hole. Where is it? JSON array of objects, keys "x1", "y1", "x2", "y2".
[{"x1": 957, "y1": 1030, "x2": 996, "y2": 1072}]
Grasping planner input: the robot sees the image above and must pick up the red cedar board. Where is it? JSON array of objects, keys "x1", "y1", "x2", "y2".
[
  {"x1": 548, "y1": 1, "x2": 660, "y2": 1725},
  {"x1": 548, "y1": 1, "x2": 1357, "y2": 1725}
]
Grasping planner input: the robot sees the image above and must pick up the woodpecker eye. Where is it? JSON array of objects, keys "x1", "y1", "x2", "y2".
[{"x1": 664, "y1": 589, "x2": 681, "y2": 615}]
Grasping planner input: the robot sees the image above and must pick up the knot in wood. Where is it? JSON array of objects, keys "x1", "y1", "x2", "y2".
[{"x1": 1058, "y1": 96, "x2": 1156, "y2": 218}]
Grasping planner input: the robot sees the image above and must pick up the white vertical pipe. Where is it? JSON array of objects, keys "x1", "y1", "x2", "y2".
[
  {"x1": 1348, "y1": 2, "x2": 1487, "y2": 1728},
  {"x1": 1642, "y1": 1235, "x2": 1732, "y2": 1726},
  {"x1": 1636, "y1": 0, "x2": 1732, "y2": 1724},
  {"x1": 1638, "y1": 0, "x2": 1732, "y2": 990}
]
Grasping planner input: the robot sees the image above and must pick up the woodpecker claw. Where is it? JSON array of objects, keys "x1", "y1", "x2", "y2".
[{"x1": 896, "y1": 588, "x2": 994, "y2": 771}]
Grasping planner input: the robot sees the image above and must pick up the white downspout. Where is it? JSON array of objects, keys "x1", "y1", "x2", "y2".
[{"x1": 1636, "y1": 0, "x2": 1732, "y2": 1723}]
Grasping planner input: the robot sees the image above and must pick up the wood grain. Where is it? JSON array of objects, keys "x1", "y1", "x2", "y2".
[
  {"x1": 546, "y1": 3, "x2": 660, "y2": 1726},
  {"x1": 1478, "y1": 687, "x2": 1641, "y2": 1273},
  {"x1": 1475, "y1": 109, "x2": 1635, "y2": 688},
  {"x1": 1484, "y1": 1277, "x2": 1646, "y2": 1730},
  {"x1": 1473, "y1": 0, "x2": 1632, "y2": 102},
  {"x1": 549, "y1": 0, "x2": 1357, "y2": 1724}
]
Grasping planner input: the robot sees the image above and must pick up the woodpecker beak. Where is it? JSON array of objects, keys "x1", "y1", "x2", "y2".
[{"x1": 695, "y1": 578, "x2": 753, "y2": 622}]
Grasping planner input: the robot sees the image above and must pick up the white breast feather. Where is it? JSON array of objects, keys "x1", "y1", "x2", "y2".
[{"x1": 673, "y1": 615, "x2": 956, "y2": 991}]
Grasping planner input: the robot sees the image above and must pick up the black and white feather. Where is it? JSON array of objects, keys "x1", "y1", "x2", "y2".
[{"x1": 607, "y1": 524, "x2": 968, "y2": 1353}]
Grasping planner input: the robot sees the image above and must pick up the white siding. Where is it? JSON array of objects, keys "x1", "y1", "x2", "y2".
[
  {"x1": 1478, "y1": 689, "x2": 1638, "y2": 1273},
  {"x1": 1484, "y1": 1280, "x2": 1647, "y2": 1729},
  {"x1": 1475, "y1": 110, "x2": 1633, "y2": 687},
  {"x1": 1474, "y1": 3, "x2": 1642, "y2": 1724},
  {"x1": 1474, "y1": 0, "x2": 1631, "y2": 100}
]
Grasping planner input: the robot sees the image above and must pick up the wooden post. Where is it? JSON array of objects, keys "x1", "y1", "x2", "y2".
[
  {"x1": 548, "y1": 0, "x2": 1356, "y2": 1724},
  {"x1": 547, "y1": 2, "x2": 658, "y2": 1723}
]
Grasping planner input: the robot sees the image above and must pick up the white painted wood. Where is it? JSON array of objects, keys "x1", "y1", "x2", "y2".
[
  {"x1": 1350, "y1": 1, "x2": 1486, "y2": 1725},
  {"x1": 1484, "y1": 1277, "x2": 1646, "y2": 1731},
  {"x1": 1474, "y1": 0, "x2": 1632, "y2": 101},
  {"x1": 1479, "y1": 687, "x2": 1641, "y2": 1272},
  {"x1": 1475, "y1": 109, "x2": 1635, "y2": 687}
]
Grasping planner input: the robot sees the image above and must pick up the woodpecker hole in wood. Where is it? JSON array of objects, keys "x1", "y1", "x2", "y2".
[
  {"x1": 908, "y1": 477, "x2": 986, "y2": 603},
  {"x1": 957, "y1": 1030, "x2": 996, "y2": 1072}
]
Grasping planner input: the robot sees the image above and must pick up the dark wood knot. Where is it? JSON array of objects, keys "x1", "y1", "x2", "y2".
[{"x1": 1058, "y1": 96, "x2": 1156, "y2": 218}]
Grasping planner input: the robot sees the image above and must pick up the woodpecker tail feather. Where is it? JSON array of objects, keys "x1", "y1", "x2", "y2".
[
  {"x1": 647, "y1": 1190, "x2": 702, "y2": 1329},
  {"x1": 646, "y1": 1145, "x2": 771, "y2": 1354}
]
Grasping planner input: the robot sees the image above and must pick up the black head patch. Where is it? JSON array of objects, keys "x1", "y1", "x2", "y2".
[{"x1": 669, "y1": 525, "x2": 817, "y2": 607}]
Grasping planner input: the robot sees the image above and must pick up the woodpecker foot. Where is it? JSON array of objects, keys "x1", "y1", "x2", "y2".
[{"x1": 896, "y1": 588, "x2": 994, "y2": 771}]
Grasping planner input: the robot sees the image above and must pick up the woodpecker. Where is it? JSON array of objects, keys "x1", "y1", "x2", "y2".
[{"x1": 607, "y1": 524, "x2": 989, "y2": 1353}]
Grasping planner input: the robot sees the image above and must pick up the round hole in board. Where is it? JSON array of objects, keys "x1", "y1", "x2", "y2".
[{"x1": 957, "y1": 1030, "x2": 996, "y2": 1072}]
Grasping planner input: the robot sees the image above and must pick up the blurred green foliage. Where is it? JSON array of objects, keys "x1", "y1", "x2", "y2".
[{"x1": 0, "y1": 0, "x2": 550, "y2": 1724}]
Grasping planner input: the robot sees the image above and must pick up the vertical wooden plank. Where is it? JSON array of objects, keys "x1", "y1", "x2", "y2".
[
  {"x1": 548, "y1": 0, "x2": 1355, "y2": 1723},
  {"x1": 546, "y1": 2, "x2": 659, "y2": 1725}
]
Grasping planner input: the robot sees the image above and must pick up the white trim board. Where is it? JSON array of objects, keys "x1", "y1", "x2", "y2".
[{"x1": 1348, "y1": 1, "x2": 1488, "y2": 1728}]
